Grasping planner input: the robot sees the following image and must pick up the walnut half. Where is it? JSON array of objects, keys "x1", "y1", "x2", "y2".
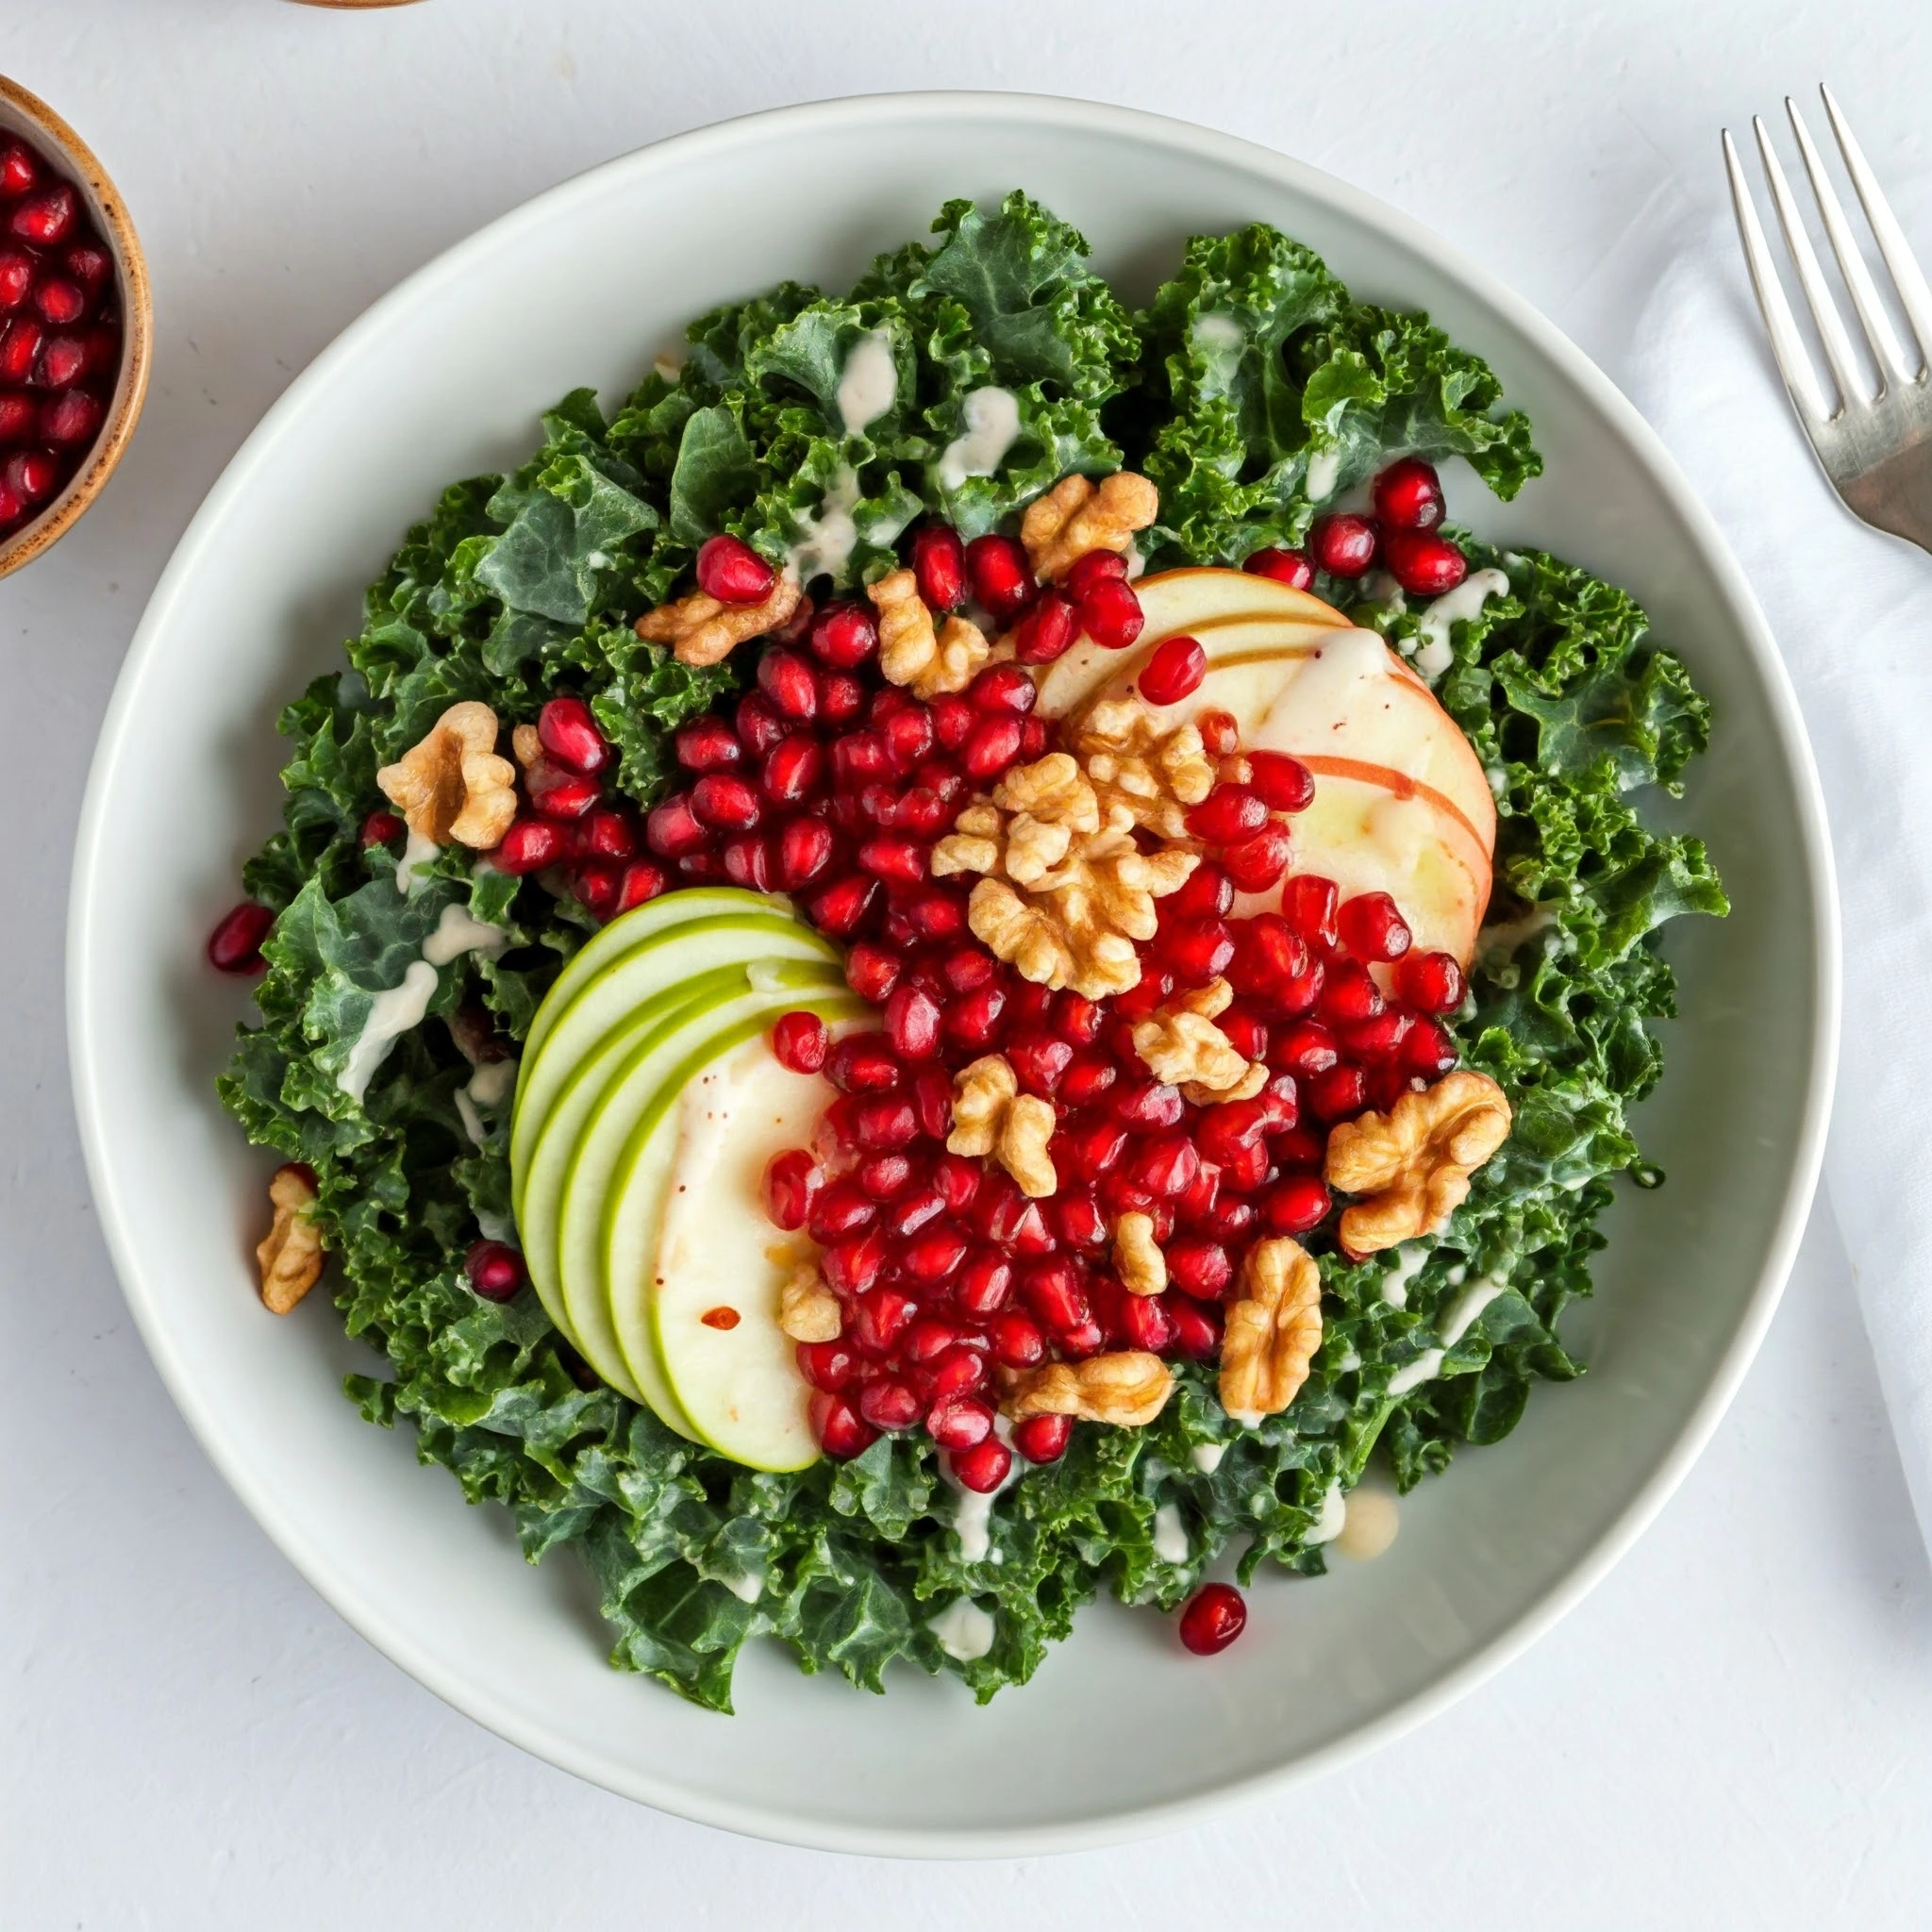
[
  {"x1": 945, "y1": 1055, "x2": 1057, "y2": 1198},
  {"x1": 1004, "y1": 1351, "x2": 1174, "y2": 1428},
  {"x1": 1324, "y1": 1070, "x2": 1512, "y2": 1257},
  {"x1": 257, "y1": 1163, "x2": 324, "y2": 1314},
  {"x1": 375, "y1": 701, "x2": 517, "y2": 849},
  {"x1": 635, "y1": 573, "x2": 802, "y2": 668},
  {"x1": 1219, "y1": 1237, "x2": 1323, "y2": 1424},
  {"x1": 1021, "y1": 471, "x2": 1159, "y2": 583}
]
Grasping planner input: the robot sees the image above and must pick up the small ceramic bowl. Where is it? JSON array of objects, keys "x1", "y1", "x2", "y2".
[{"x1": 0, "y1": 74, "x2": 151, "y2": 580}]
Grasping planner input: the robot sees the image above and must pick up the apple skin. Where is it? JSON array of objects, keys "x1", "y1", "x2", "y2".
[{"x1": 1036, "y1": 567, "x2": 1495, "y2": 965}]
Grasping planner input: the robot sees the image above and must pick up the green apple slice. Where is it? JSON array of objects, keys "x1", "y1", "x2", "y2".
[
  {"x1": 519, "y1": 885, "x2": 800, "y2": 1070},
  {"x1": 510, "y1": 909, "x2": 833, "y2": 1200},
  {"x1": 646, "y1": 1028, "x2": 858, "y2": 1471},
  {"x1": 555, "y1": 961, "x2": 847, "y2": 1431}
]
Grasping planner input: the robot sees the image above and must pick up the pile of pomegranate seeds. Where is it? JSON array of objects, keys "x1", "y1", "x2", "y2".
[
  {"x1": 0, "y1": 130, "x2": 121, "y2": 541},
  {"x1": 1302, "y1": 457, "x2": 1471, "y2": 600}
]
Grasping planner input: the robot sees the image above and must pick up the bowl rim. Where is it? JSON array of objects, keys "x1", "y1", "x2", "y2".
[
  {"x1": 67, "y1": 89, "x2": 1840, "y2": 1857},
  {"x1": 0, "y1": 71, "x2": 153, "y2": 580}
]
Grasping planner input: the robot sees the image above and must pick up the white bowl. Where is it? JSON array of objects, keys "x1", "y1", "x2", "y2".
[{"x1": 68, "y1": 93, "x2": 1837, "y2": 1856}]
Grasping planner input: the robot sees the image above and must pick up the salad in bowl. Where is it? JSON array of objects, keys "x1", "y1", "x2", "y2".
[{"x1": 213, "y1": 192, "x2": 1725, "y2": 1711}]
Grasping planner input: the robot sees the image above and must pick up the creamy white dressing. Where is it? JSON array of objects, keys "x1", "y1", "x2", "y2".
[
  {"x1": 467, "y1": 1058, "x2": 517, "y2": 1108},
  {"x1": 422, "y1": 901, "x2": 508, "y2": 967},
  {"x1": 943, "y1": 1419, "x2": 1018, "y2": 1563},
  {"x1": 1337, "y1": 1348, "x2": 1362, "y2": 1374},
  {"x1": 1387, "y1": 1349, "x2": 1445, "y2": 1396},
  {"x1": 1478, "y1": 903, "x2": 1556, "y2": 962},
  {"x1": 1362, "y1": 568, "x2": 1408, "y2": 617},
  {"x1": 453, "y1": 1089, "x2": 486, "y2": 1148},
  {"x1": 935, "y1": 386, "x2": 1021, "y2": 493},
  {"x1": 835, "y1": 328, "x2": 897, "y2": 438},
  {"x1": 1191, "y1": 310, "x2": 1245, "y2": 353},
  {"x1": 1255, "y1": 625, "x2": 1389, "y2": 747},
  {"x1": 474, "y1": 1209, "x2": 513, "y2": 1243},
  {"x1": 724, "y1": 1569, "x2": 765, "y2": 1605},
  {"x1": 1487, "y1": 765, "x2": 1507, "y2": 796},
  {"x1": 338, "y1": 960, "x2": 439, "y2": 1104},
  {"x1": 1190, "y1": 1442, "x2": 1226, "y2": 1474},
  {"x1": 1414, "y1": 567, "x2": 1509, "y2": 679},
  {"x1": 1336, "y1": 1488, "x2": 1400, "y2": 1561},
  {"x1": 652, "y1": 352, "x2": 682, "y2": 383},
  {"x1": 1305, "y1": 444, "x2": 1342, "y2": 501},
  {"x1": 786, "y1": 464, "x2": 863, "y2": 583},
  {"x1": 1152, "y1": 1502, "x2": 1189, "y2": 1565},
  {"x1": 1226, "y1": 1407, "x2": 1265, "y2": 1429},
  {"x1": 1440, "y1": 1274, "x2": 1507, "y2": 1347},
  {"x1": 1306, "y1": 1482, "x2": 1348, "y2": 1544},
  {"x1": 1379, "y1": 1241, "x2": 1429, "y2": 1308},
  {"x1": 929, "y1": 1596, "x2": 995, "y2": 1662},
  {"x1": 396, "y1": 828, "x2": 440, "y2": 894}
]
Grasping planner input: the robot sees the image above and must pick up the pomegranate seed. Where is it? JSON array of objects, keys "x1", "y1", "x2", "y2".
[
  {"x1": 358, "y1": 808, "x2": 403, "y2": 849},
  {"x1": 921, "y1": 698, "x2": 970, "y2": 757},
  {"x1": 762, "y1": 1148, "x2": 820, "y2": 1229},
  {"x1": 4, "y1": 447, "x2": 58, "y2": 506},
  {"x1": 1310, "y1": 512, "x2": 1377, "y2": 577},
  {"x1": 579, "y1": 808, "x2": 636, "y2": 862},
  {"x1": 64, "y1": 244, "x2": 110, "y2": 296},
  {"x1": 8, "y1": 185, "x2": 76, "y2": 248},
  {"x1": 465, "y1": 1240, "x2": 525, "y2": 1302},
  {"x1": 1346, "y1": 1009, "x2": 1414, "y2": 1063},
  {"x1": 962, "y1": 715, "x2": 1024, "y2": 783},
  {"x1": 950, "y1": 1438, "x2": 1013, "y2": 1492},
  {"x1": 1052, "y1": 1189, "x2": 1109, "y2": 1254},
  {"x1": 1060, "y1": 550, "x2": 1125, "y2": 599},
  {"x1": 1058, "y1": 1051, "x2": 1117, "y2": 1108},
  {"x1": 1076, "y1": 575, "x2": 1145, "y2": 651},
  {"x1": 927, "y1": 1395, "x2": 994, "y2": 1451},
  {"x1": 1261, "y1": 1174, "x2": 1331, "y2": 1236},
  {"x1": 986, "y1": 1307, "x2": 1044, "y2": 1367},
  {"x1": 1166, "y1": 1237, "x2": 1233, "y2": 1300},
  {"x1": 1169, "y1": 862, "x2": 1234, "y2": 923},
  {"x1": 0, "y1": 143, "x2": 37, "y2": 196},
  {"x1": 1242, "y1": 546, "x2": 1314, "y2": 590},
  {"x1": 850, "y1": 1286, "x2": 918, "y2": 1356},
  {"x1": 819, "y1": 671, "x2": 864, "y2": 726},
  {"x1": 826, "y1": 1036, "x2": 901, "y2": 1094},
  {"x1": 1197, "y1": 1098, "x2": 1268, "y2": 1166},
  {"x1": 0, "y1": 317, "x2": 42, "y2": 385},
  {"x1": 1373, "y1": 456, "x2": 1445, "y2": 531},
  {"x1": 881, "y1": 706, "x2": 935, "y2": 776},
  {"x1": 573, "y1": 861, "x2": 621, "y2": 920},
  {"x1": 910, "y1": 524, "x2": 966, "y2": 609},
  {"x1": 1257, "y1": 1071, "x2": 1300, "y2": 1130},
  {"x1": 1012, "y1": 1413, "x2": 1073, "y2": 1463},
  {"x1": 1273, "y1": 1124, "x2": 1325, "y2": 1169},
  {"x1": 207, "y1": 901, "x2": 274, "y2": 974},
  {"x1": 1169, "y1": 1299, "x2": 1223, "y2": 1360},
  {"x1": 1009, "y1": 1203, "x2": 1057, "y2": 1259},
  {"x1": 944, "y1": 980, "x2": 1008, "y2": 1051},
  {"x1": 1320, "y1": 959, "x2": 1384, "y2": 1025},
  {"x1": 0, "y1": 391, "x2": 33, "y2": 442},
  {"x1": 858, "y1": 835, "x2": 924, "y2": 887},
  {"x1": 933, "y1": 1153, "x2": 980, "y2": 1217},
  {"x1": 810, "y1": 1392, "x2": 878, "y2": 1457},
  {"x1": 490, "y1": 818, "x2": 561, "y2": 874},
  {"x1": 1139, "y1": 633, "x2": 1207, "y2": 706},
  {"x1": 807, "y1": 873, "x2": 879, "y2": 939},
  {"x1": 1187, "y1": 784, "x2": 1268, "y2": 845},
  {"x1": 35, "y1": 334, "x2": 89, "y2": 393},
  {"x1": 904, "y1": 1317, "x2": 963, "y2": 1366},
  {"x1": 1008, "y1": 1031, "x2": 1074, "y2": 1097},
  {"x1": 737, "y1": 692, "x2": 790, "y2": 758},
  {"x1": 1308, "y1": 1063, "x2": 1368, "y2": 1121},
  {"x1": 775, "y1": 815, "x2": 835, "y2": 891},
  {"x1": 964, "y1": 532, "x2": 1035, "y2": 623},
  {"x1": 1160, "y1": 919, "x2": 1236, "y2": 986},
  {"x1": 1062, "y1": 1118, "x2": 1129, "y2": 1184},
  {"x1": 695, "y1": 532, "x2": 775, "y2": 604},
  {"x1": 642, "y1": 796, "x2": 707, "y2": 864},
  {"x1": 31, "y1": 276, "x2": 84, "y2": 328},
  {"x1": 943, "y1": 1254, "x2": 1008, "y2": 1323},
  {"x1": 721, "y1": 833, "x2": 774, "y2": 891},
  {"x1": 1338, "y1": 891, "x2": 1412, "y2": 962},
  {"x1": 1281, "y1": 874, "x2": 1340, "y2": 948},
  {"x1": 855, "y1": 1094, "x2": 918, "y2": 1153},
  {"x1": 966, "y1": 662, "x2": 1037, "y2": 716},
  {"x1": 797, "y1": 1341, "x2": 858, "y2": 1392},
  {"x1": 1019, "y1": 717, "x2": 1049, "y2": 759},
  {"x1": 1059, "y1": 1319, "x2": 1105, "y2": 1357},
  {"x1": 1133, "y1": 1134, "x2": 1201, "y2": 1199},
  {"x1": 806, "y1": 600, "x2": 874, "y2": 668},
  {"x1": 768, "y1": 1011, "x2": 828, "y2": 1076},
  {"x1": 532, "y1": 693, "x2": 607, "y2": 774},
  {"x1": 809, "y1": 1180, "x2": 876, "y2": 1244},
  {"x1": 1247, "y1": 752, "x2": 1316, "y2": 814},
  {"x1": 1116, "y1": 1292, "x2": 1174, "y2": 1354},
  {"x1": 857, "y1": 1378, "x2": 921, "y2": 1431},
  {"x1": 675, "y1": 716, "x2": 741, "y2": 772},
  {"x1": 1011, "y1": 589, "x2": 1077, "y2": 665},
  {"x1": 759, "y1": 735, "x2": 823, "y2": 806},
  {"x1": 1178, "y1": 1582, "x2": 1246, "y2": 1656},
  {"x1": 1369, "y1": 1062, "x2": 1422, "y2": 1113},
  {"x1": 690, "y1": 773, "x2": 760, "y2": 832},
  {"x1": 1197, "y1": 708, "x2": 1241, "y2": 757},
  {"x1": 859, "y1": 1155, "x2": 915, "y2": 1206},
  {"x1": 884, "y1": 982, "x2": 941, "y2": 1059},
  {"x1": 615, "y1": 860, "x2": 667, "y2": 911},
  {"x1": 525, "y1": 758, "x2": 599, "y2": 822},
  {"x1": 1218, "y1": 1139, "x2": 1271, "y2": 1191},
  {"x1": 1404, "y1": 1016, "x2": 1458, "y2": 1077},
  {"x1": 677, "y1": 850, "x2": 724, "y2": 883},
  {"x1": 1022, "y1": 1257, "x2": 1088, "y2": 1332},
  {"x1": 1223, "y1": 824, "x2": 1293, "y2": 893},
  {"x1": 1381, "y1": 526, "x2": 1470, "y2": 599},
  {"x1": 1115, "y1": 1081, "x2": 1186, "y2": 1130},
  {"x1": 756, "y1": 646, "x2": 818, "y2": 722},
  {"x1": 1394, "y1": 949, "x2": 1465, "y2": 1014},
  {"x1": 1220, "y1": 1006, "x2": 1269, "y2": 1061},
  {"x1": 844, "y1": 941, "x2": 901, "y2": 1006}
]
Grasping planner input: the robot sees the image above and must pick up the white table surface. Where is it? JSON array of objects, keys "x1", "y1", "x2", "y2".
[{"x1": 4, "y1": 2, "x2": 1928, "y2": 1924}]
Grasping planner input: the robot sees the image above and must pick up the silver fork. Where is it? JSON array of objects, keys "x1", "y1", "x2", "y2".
[{"x1": 1724, "y1": 86, "x2": 1932, "y2": 551}]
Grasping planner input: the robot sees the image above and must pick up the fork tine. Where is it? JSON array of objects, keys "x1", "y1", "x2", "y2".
[
  {"x1": 1785, "y1": 95, "x2": 1915, "y2": 385},
  {"x1": 1724, "y1": 127, "x2": 1836, "y2": 420},
  {"x1": 1753, "y1": 115, "x2": 1868, "y2": 408},
  {"x1": 1821, "y1": 84, "x2": 1932, "y2": 378}
]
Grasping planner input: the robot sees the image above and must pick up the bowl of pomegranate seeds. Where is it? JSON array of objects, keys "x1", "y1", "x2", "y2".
[
  {"x1": 72, "y1": 98, "x2": 1830, "y2": 1852},
  {"x1": 0, "y1": 74, "x2": 149, "y2": 576}
]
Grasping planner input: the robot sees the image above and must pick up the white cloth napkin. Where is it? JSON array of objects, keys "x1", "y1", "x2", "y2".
[{"x1": 1626, "y1": 187, "x2": 1932, "y2": 1557}]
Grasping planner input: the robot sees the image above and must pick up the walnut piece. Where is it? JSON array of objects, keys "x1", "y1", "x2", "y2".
[
  {"x1": 1021, "y1": 471, "x2": 1159, "y2": 583},
  {"x1": 1004, "y1": 1351, "x2": 1174, "y2": 1427},
  {"x1": 1324, "y1": 1070, "x2": 1512, "y2": 1257},
  {"x1": 778, "y1": 1262, "x2": 842, "y2": 1343},
  {"x1": 930, "y1": 747, "x2": 1198, "y2": 1000},
  {"x1": 864, "y1": 572, "x2": 993, "y2": 698},
  {"x1": 945, "y1": 1055, "x2": 1058, "y2": 1198},
  {"x1": 375, "y1": 701, "x2": 518, "y2": 849},
  {"x1": 1220, "y1": 1237, "x2": 1323, "y2": 1424},
  {"x1": 1113, "y1": 1211, "x2": 1167, "y2": 1296},
  {"x1": 1072, "y1": 694, "x2": 1217, "y2": 841},
  {"x1": 635, "y1": 573, "x2": 802, "y2": 667},
  {"x1": 1132, "y1": 978, "x2": 1262, "y2": 1106},
  {"x1": 511, "y1": 723, "x2": 542, "y2": 769},
  {"x1": 257, "y1": 1163, "x2": 324, "y2": 1315}
]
